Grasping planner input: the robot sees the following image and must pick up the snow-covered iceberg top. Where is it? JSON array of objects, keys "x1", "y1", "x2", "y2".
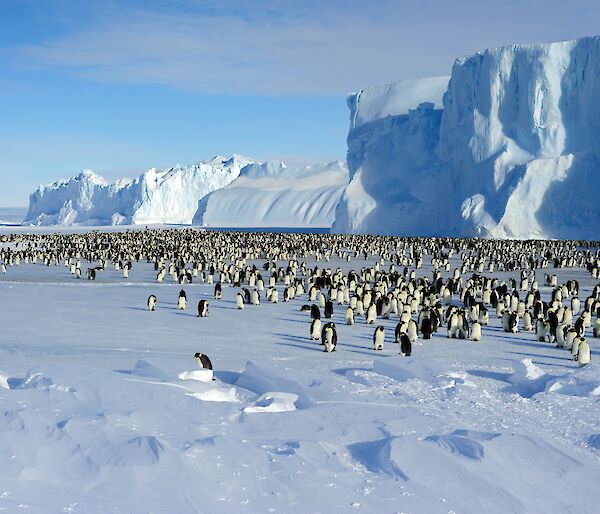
[
  {"x1": 25, "y1": 155, "x2": 255, "y2": 226},
  {"x1": 193, "y1": 160, "x2": 349, "y2": 228}
]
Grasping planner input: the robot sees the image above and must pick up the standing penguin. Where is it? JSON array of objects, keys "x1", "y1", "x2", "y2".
[
  {"x1": 194, "y1": 352, "x2": 213, "y2": 370},
  {"x1": 407, "y1": 319, "x2": 418, "y2": 343},
  {"x1": 345, "y1": 307, "x2": 355, "y2": 325},
  {"x1": 522, "y1": 311, "x2": 533, "y2": 332},
  {"x1": 421, "y1": 317, "x2": 433, "y2": 340},
  {"x1": 271, "y1": 289, "x2": 279, "y2": 303},
  {"x1": 310, "y1": 304, "x2": 321, "y2": 320},
  {"x1": 373, "y1": 326, "x2": 385, "y2": 350},
  {"x1": 321, "y1": 322, "x2": 337, "y2": 352},
  {"x1": 310, "y1": 318, "x2": 322, "y2": 341},
  {"x1": 235, "y1": 292, "x2": 245, "y2": 310},
  {"x1": 214, "y1": 282, "x2": 222, "y2": 300},
  {"x1": 324, "y1": 300, "x2": 334, "y2": 319},
  {"x1": 366, "y1": 303, "x2": 377, "y2": 324},
  {"x1": 178, "y1": 289, "x2": 187, "y2": 310},
  {"x1": 593, "y1": 316, "x2": 600, "y2": 338},
  {"x1": 250, "y1": 289, "x2": 260, "y2": 305},
  {"x1": 147, "y1": 294, "x2": 157, "y2": 311},
  {"x1": 577, "y1": 338, "x2": 591, "y2": 366},
  {"x1": 508, "y1": 312, "x2": 519, "y2": 334},
  {"x1": 194, "y1": 353, "x2": 216, "y2": 381},
  {"x1": 400, "y1": 333, "x2": 412, "y2": 356},
  {"x1": 471, "y1": 321, "x2": 482, "y2": 341},
  {"x1": 197, "y1": 299, "x2": 209, "y2": 317}
]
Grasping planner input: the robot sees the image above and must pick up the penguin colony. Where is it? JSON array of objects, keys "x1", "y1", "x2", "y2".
[{"x1": 0, "y1": 230, "x2": 599, "y2": 366}]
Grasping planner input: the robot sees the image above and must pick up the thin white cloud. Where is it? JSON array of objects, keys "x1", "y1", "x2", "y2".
[{"x1": 5, "y1": 0, "x2": 600, "y2": 95}]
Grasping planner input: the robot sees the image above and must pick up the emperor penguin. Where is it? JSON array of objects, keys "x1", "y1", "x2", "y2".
[
  {"x1": 318, "y1": 292, "x2": 326, "y2": 308},
  {"x1": 421, "y1": 317, "x2": 433, "y2": 340},
  {"x1": 366, "y1": 303, "x2": 377, "y2": 324},
  {"x1": 577, "y1": 338, "x2": 591, "y2": 366},
  {"x1": 250, "y1": 289, "x2": 260, "y2": 305},
  {"x1": 178, "y1": 289, "x2": 187, "y2": 310},
  {"x1": 479, "y1": 306, "x2": 489, "y2": 326},
  {"x1": 194, "y1": 352, "x2": 216, "y2": 380},
  {"x1": 373, "y1": 326, "x2": 385, "y2": 350},
  {"x1": 522, "y1": 311, "x2": 533, "y2": 332},
  {"x1": 471, "y1": 321, "x2": 482, "y2": 341},
  {"x1": 407, "y1": 319, "x2": 418, "y2": 343},
  {"x1": 324, "y1": 300, "x2": 334, "y2": 319},
  {"x1": 271, "y1": 289, "x2": 279, "y2": 303},
  {"x1": 214, "y1": 282, "x2": 222, "y2": 300},
  {"x1": 593, "y1": 316, "x2": 600, "y2": 338},
  {"x1": 235, "y1": 292, "x2": 245, "y2": 310},
  {"x1": 197, "y1": 299, "x2": 209, "y2": 317},
  {"x1": 310, "y1": 304, "x2": 321, "y2": 320},
  {"x1": 448, "y1": 312, "x2": 459, "y2": 338},
  {"x1": 147, "y1": 294, "x2": 157, "y2": 311},
  {"x1": 356, "y1": 299, "x2": 365, "y2": 316},
  {"x1": 572, "y1": 297, "x2": 581, "y2": 316},
  {"x1": 400, "y1": 333, "x2": 412, "y2": 356},
  {"x1": 501, "y1": 310, "x2": 511, "y2": 332},
  {"x1": 345, "y1": 307, "x2": 355, "y2": 325},
  {"x1": 508, "y1": 312, "x2": 519, "y2": 333},
  {"x1": 565, "y1": 328, "x2": 577, "y2": 351},
  {"x1": 310, "y1": 318, "x2": 322, "y2": 341},
  {"x1": 194, "y1": 352, "x2": 213, "y2": 370},
  {"x1": 321, "y1": 322, "x2": 337, "y2": 352},
  {"x1": 572, "y1": 336, "x2": 584, "y2": 361}
]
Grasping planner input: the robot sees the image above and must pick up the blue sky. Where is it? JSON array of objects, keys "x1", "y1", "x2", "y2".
[{"x1": 1, "y1": 0, "x2": 600, "y2": 206}]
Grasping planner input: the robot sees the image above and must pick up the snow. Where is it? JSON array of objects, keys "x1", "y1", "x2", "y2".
[
  {"x1": 334, "y1": 36, "x2": 600, "y2": 239},
  {"x1": 1, "y1": 229, "x2": 599, "y2": 512},
  {"x1": 194, "y1": 160, "x2": 349, "y2": 229},
  {"x1": 24, "y1": 155, "x2": 255, "y2": 226}
]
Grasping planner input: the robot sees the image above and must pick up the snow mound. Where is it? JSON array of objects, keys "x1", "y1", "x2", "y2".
[
  {"x1": 178, "y1": 369, "x2": 214, "y2": 382},
  {"x1": 24, "y1": 155, "x2": 255, "y2": 226},
  {"x1": 193, "y1": 160, "x2": 349, "y2": 228},
  {"x1": 234, "y1": 361, "x2": 313, "y2": 409},
  {"x1": 243, "y1": 392, "x2": 299, "y2": 413},
  {"x1": 333, "y1": 36, "x2": 600, "y2": 239}
]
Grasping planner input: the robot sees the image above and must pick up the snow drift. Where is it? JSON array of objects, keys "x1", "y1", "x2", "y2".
[
  {"x1": 193, "y1": 160, "x2": 349, "y2": 228},
  {"x1": 25, "y1": 155, "x2": 255, "y2": 226},
  {"x1": 333, "y1": 36, "x2": 600, "y2": 239}
]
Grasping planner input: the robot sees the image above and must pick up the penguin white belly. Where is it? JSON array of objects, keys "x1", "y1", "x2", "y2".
[
  {"x1": 311, "y1": 319, "x2": 322, "y2": 340},
  {"x1": 578, "y1": 341, "x2": 591, "y2": 366},
  {"x1": 471, "y1": 322, "x2": 481, "y2": 341},
  {"x1": 236, "y1": 294, "x2": 245, "y2": 309},
  {"x1": 374, "y1": 329, "x2": 385, "y2": 350},
  {"x1": 345, "y1": 308, "x2": 354, "y2": 325}
]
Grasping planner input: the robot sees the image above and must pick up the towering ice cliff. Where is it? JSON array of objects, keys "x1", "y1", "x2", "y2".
[
  {"x1": 25, "y1": 155, "x2": 255, "y2": 226},
  {"x1": 193, "y1": 160, "x2": 349, "y2": 228},
  {"x1": 333, "y1": 37, "x2": 600, "y2": 239}
]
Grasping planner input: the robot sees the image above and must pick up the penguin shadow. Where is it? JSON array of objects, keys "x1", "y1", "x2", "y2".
[
  {"x1": 507, "y1": 351, "x2": 576, "y2": 368},
  {"x1": 275, "y1": 340, "x2": 328, "y2": 353},
  {"x1": 466, "y1": 369, "x2": 512, "y2": 383},
  {"x1": 214, "y1": 370, "x2": 241, "y2": 385},
  {"x1": 346, "y1": 347, "x2": 396, "y2": 357},
  {"x1": 207, "y1": 303, "x2": 237, "y2": 311},
  {"x1": 272, "y1": 332, "x2": 330, "y2": 352},
  {"x1": 126, "y1": 307, "x2": 151, "y2": 312},
  {"x1": 276, "y1": 317, "x2": 312, "y2": 325},
  {"x1": 171, "y1": 311, "x2": 198, "y2": 317}
]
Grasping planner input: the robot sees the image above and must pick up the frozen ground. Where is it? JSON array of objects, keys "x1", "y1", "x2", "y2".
[{"x1": 0, "y1": 233, "x2": 599, "y2": 513}]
